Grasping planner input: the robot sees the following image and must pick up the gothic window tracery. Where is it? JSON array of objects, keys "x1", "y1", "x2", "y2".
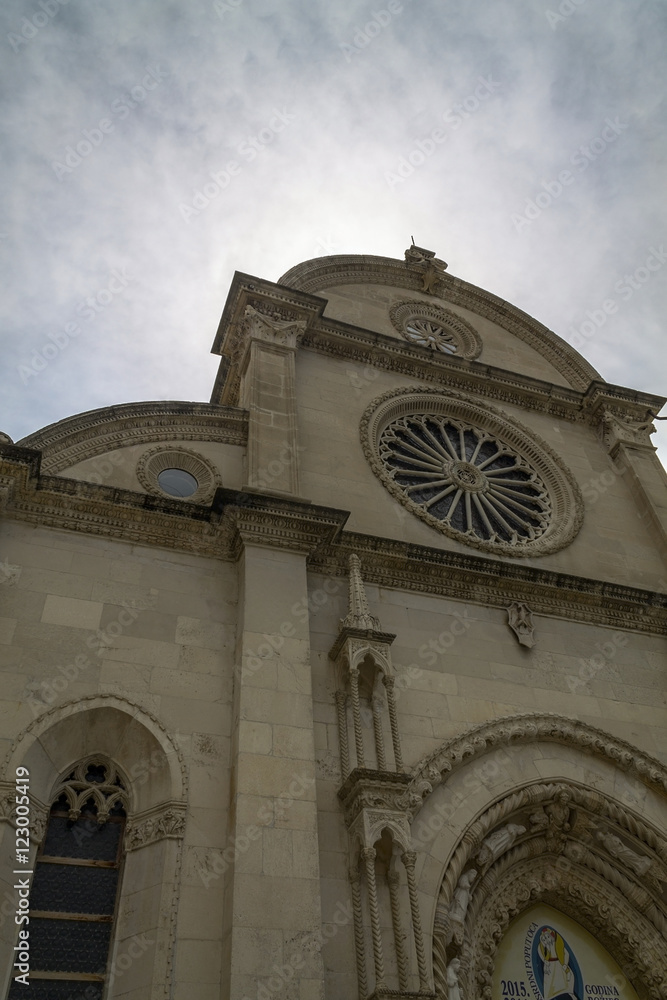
[{"x1": 7, "y1": 758, "x2": 128, "y2": 1000}]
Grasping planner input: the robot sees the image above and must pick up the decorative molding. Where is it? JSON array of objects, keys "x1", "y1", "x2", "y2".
[
  {"x1": 0, "y1": 783, "x2": 48, "y2": 845},
  {"x1": 278, "y1": 254, "x2": 601, "y2": 390},
  {"x1": 1, "y1": 693, "x2": 189, "y2": 804},
  {"x1": 389, "y1": 299, "x2": 482, "y2": 359},
  {"x1": 360, "y1": 387, "x2": 584, "y2": 557},
  {"x1": 601, "y1": 409, "x2": 657, "y2": 455},
  {"x1": 136, "y1": 445, "x2": 222, "y2": 503},
  {"x1": 243, "y1": 302, "x2": 307, "y2": 349},
  {"x1": 309, "y1": 533, "x2": 667, "y2": 635},
  {"x1": 301, "y1": 321, "x2": 587, "y2": 423},
  {"x1": 213, "y1": 487, "x2": 349, "y2": 557},
  {"x1": 407, "y1": 714, "x2": 667, "y2": 821},
  {"x1": 430, "y1": 780, "x2": 667, "y2": 1000},
  {"x1": 124, "y1": 802, "x2": 187, "y2": 851},
  {"x1": 338, "y1": 769, "x2": 413, "y2": 850},
  {"x1": 17, "y1": 401, "x2": 248, "y2": 475},
  {"x1": 209, "y1": 273, "x2": 326, "y2": 406},
  {"x1": 458, "y1": 856, "x2": 667, "y2": 1000}
]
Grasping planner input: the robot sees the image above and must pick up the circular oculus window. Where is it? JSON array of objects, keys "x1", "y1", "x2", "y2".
[
  {"x1": 361, "y1": 389, "x2": 583, "y2": 556},
  {"x1": 389, "y1": 301, "x2": 482, "y2": 359},
  {"x1": 136, "y1": 447, "x2": 221, "y2": 503}
]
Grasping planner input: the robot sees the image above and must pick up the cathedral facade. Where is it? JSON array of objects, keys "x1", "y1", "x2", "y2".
[{"x1": 0, "y1": 248, "x2": 666, "y2": 1000}]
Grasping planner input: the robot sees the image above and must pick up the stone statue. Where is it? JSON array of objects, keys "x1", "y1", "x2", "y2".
[
  {"x1": 446, "y1": 957, "x2": 462, "y2": 1000},
  {"x1": 596, "y1": 830, "x2": 651, "y2": 876},
  {"x1": 476, "y1": 823, "x2": 526, "y2": 865},
  {"x1": 447, "y1": 868, "x2": 477, "y2": 943}
]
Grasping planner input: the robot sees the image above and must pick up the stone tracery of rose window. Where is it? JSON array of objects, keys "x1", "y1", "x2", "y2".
[{"x1": 379, "y1": 414, "x2": 551, "y2": 546}]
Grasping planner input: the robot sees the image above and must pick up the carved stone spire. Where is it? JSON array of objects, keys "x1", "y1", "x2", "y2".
[{"x1": 340, "y1": 554, "x2": 381, "y2": 631}]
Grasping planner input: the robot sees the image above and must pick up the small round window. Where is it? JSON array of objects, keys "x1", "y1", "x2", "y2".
[
  {"x1": 157, "y1": 468, "x2": 199, "y2": 498},
  {"x1": 136, "y1": 447, "x2": 221, "y2": 503}
]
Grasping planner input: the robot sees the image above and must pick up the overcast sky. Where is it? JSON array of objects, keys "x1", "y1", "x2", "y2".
[{"x1": 1, "y1": 0, "x2": 666, "y2": 465}]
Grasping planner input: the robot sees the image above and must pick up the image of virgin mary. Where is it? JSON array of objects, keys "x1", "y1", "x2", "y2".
[{"x1": 531, "y1": 926, "x2": 583, "y2": 1000}]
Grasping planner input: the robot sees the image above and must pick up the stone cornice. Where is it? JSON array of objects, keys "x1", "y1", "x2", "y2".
[
  {"x1": 0, "y1": 450, "x2": 350, "y2": 559},
  {"x1": 301, "y1": 320, "x2": 588, "y2": 422},
  {"x1": 206, "y1": 271, "x2": 665, "y2": 427},
  {"x1": 17, "y1": 401, "x2": 248, "y2": 475},
  {"x1": 0, "y1": 446, "x2": 234, "y2": 557},
  {"x1": 212, "y1": 488, "x2": 349, "y2": 557},
  {"x1": 3, "y1": 442, "x2": 664, "y2": 629},
  {"x1": 209, "y1": 272, "x2": 327, "y2": 405},
  {"x1": 278, "y1": 254, "x2": 600, "y2": 390},
  {"x1": 309, "y1": 531, "x2": 667, "y2": 635}
]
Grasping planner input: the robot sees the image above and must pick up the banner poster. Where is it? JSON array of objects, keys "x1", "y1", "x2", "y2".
[{"x1": 492, "y1": 904, "x2": 639, "y2": 1000}]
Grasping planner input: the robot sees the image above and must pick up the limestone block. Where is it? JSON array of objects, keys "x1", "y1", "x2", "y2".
[
  {"x1": 176, "y1": 616, "x2": 227, "y2": 649},
  {"x1": 0, "y1": 618, "x2": 17, "y2": 645},
  {"x1": 41, "y1": 594, "x2": 103, "y2": 629},
  {"x1": 263, "y1": 828, "x2": 294, "y2": 877},
  {"x1": 238, "y1": 720, "x2": 273, "y2": 755},
  {"x1": 273, "y1": 724, "x2": 314, "y2": 760},
  {"x1": 172, "y1": 939, "x2": 221, "y2": 983}
]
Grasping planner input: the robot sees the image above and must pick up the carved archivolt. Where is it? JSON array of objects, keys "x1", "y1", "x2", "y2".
[
  {"x1": 361, "y1": 388, "x2": 584, "y2": 556},
  {"x1": 431, "y1": 780, "x2": 667, "y2": 1000},
  {"x1": 279, "y1": 254, "x2": 600, "y2": 390},
  {"x1": 406, "y1": 713, "x2": 667, "y2": 820},
  {"x1": 457, "y1": 856, "x2": 666, "y2": 1000},
  {"x1": 17, "y1": 401, "x2": 247, "y2": 474}
]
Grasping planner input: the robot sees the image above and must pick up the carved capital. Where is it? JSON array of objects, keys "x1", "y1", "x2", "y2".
[
  {"x1": 601, "y1": 408, "x2": 656, "y2": 455},
  {"x1": 125, "y1": 803, "x2": 187, "y2": 851},
  {"x1": 243, "y1": 303, "x2": 307, "y2": 350}
]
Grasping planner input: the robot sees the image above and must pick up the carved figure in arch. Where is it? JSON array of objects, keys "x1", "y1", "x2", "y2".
[
  {"x1": 476, "y1": 822, "x2": 526, "y2": 866},
  {"x1": 447, "y1": 868, "x2": 477, "y2": 944},
  {"x1": 595, "y1": 829, "x2": 651, "y2": 877},
  {"x1": 530, "y1": 790, "x2": 572, "y2": 850},
  {"x1": 445, "y1": 957, "x2": 462, "y2": 1000}
]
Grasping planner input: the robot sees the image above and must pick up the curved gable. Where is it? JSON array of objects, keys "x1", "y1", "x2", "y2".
[{"x1": 279, "y1": 254, "x2": 600, "y2": 391}]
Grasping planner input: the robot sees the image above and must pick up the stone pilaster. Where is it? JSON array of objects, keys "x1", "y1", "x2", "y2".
[{"x1": 217, "y1": 494, "x2": 347, "y2": 1000}]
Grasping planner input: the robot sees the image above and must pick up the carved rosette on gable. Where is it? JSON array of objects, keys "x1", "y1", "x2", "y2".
[{"x1": 332, "y1": 555, "x2": 435, "y2": 1000}]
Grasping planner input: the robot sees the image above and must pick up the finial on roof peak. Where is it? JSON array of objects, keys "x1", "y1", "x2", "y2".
[{"x1": 404, "y1": 243, "x2": 448, "y2": 294}]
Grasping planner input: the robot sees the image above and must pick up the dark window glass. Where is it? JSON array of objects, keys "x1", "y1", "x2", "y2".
[
  {"x1": 30, "y1": 863, "x2": 119, "y2": 915},
  {"x1": 8, "y1": 761, "x2": 128, "y2": 997},
  {"x1": 157, "y1": 467, "x2": 198, "y2": 497},
  {"x1": 42, "y1": 814, "x2": 122, "y2": 861},
  {"x1": 8, "y1": 981, "x2": 104, "y2": 1000},
  {"x1": 30, "y1": 918, "x2": 112, "y2": 974}
]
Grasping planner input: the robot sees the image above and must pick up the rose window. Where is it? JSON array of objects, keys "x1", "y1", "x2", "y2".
[
  {"x1": 362, "y1": 389, "x2": 583, "y2": 556},
  {"x1": 404, "y1": 318, "x2": 458, "y2": 354},
  {"x1": 379, "y1": 415, "x2": 551, "y2": 546}
]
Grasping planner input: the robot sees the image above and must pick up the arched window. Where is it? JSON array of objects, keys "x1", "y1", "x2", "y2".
[{"x1": 8, "y1": 758, "x2": 128, "y2": 999}]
